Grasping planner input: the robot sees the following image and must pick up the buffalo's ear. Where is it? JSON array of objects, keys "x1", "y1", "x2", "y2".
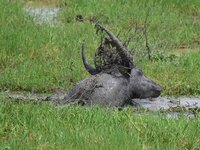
[
  {"x1": 130, "y1": 68, "x2": 143, "y2": 77},
  {"x1": 130, "y1": 68, "x2": 136, "y2": 76}
]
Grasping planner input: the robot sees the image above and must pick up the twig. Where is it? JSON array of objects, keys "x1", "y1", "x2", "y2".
[{"x1": 144, "y1": 9, "x2": 151, "y2": 60}]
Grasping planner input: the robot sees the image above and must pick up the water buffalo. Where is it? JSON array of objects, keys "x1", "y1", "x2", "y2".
[{"x1": 57, "y1": 24, "x2": 162, "y2": 107}]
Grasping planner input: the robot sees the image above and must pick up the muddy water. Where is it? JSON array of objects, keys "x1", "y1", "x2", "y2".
[
  {"x1": 131, "y1": 97, "x2": 200, "y2": 111},
  {"x1": 131, "y1": 97, "x2": 200, "y2": 119},
  {"x1": 3, "y1": 91, "x2": 200, "y2": 118}
]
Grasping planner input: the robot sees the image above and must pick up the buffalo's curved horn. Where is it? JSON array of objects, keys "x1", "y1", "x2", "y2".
[
  {"x1": 82, "y1": 43, "x2": 99, "y2": 75},
  {"x1": 95, "y1": 23, "x2": 134, "y2": 68}
]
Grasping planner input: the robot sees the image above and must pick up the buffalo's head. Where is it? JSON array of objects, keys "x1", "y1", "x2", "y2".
[
  {"x1": 82, "y1": 23, "x2": 162, "y2": 99},
  {"x1": 128, "y1": 68, "x2": 162, "y2": 98}
]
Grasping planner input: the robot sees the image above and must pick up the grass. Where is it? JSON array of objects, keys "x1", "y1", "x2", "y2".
[
  {"x1": 23, "y1": 0, "x2": 61, "y2": 7},
  {"x1": 0, "y1": 0, "x2": 200, "y2": 96},
  {"x1": 61, "y1": 0, "x2": 199, "y2": 48},
  {"x1": 0, "y1": 97, "x2": 200, "y2": 149},
  {"x1": 139, "y1": 51, "x2": 200, "y2": 96},
  {"x1": 0, "y1": 1, "x2": 200, "y2": 149}
]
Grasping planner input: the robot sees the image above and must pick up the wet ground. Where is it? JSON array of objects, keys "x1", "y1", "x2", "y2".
[
  {"x1": 2, "y1": 91, "x2": 200, "y2": 118},
  {"x1": 131, "y1": 97, "x2": 200, "y2": 118},
  {"x1": 131, "y1": 97, "x2": 200, "y2": 111}
]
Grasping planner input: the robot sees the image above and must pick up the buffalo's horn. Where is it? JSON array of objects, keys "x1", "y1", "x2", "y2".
[
  {"x1": 82, "y1": 43, "x2": 99, "y2": 75},
  {"x1": 95, "y1": 23, "x2": 134, "y2": 68}
]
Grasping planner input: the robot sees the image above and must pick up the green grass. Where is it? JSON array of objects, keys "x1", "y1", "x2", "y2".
[
  {"x1": 138, "y1": 51, "x2": 200, "y2": 96},
  {"x1": 23, "y1": 0, "x2": 61, "y2": 7},
  {"x1": 0, "y1": 0, "x2": 200, "y2": 96},
  {"x1": 62, "y1": 0, "x2": 199, "y2": 47},
  {"x1": 0, "y1": 97, "x2": 200, "y2": 149},
  {"x1": 0, "y1": 1, "x2": 200, "y2": 149}
]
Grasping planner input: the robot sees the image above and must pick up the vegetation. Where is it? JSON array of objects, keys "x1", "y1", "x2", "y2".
[
  {"x1": 0, "y1": 0, "x2": 200, "y2": 96},
  {"x1": 0, "y1": 0, "x2": 200, "y2": 149},
  {"x1": 22, "y1": 0, "x2": 60, "y2": 6},
  {"x1": 0, "y1": 97, "x2": 200, "y2": 149}
]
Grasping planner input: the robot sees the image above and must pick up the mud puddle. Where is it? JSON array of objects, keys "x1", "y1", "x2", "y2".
[
  {"x1": 1, "y1": 91, "x2": 199, "y2": 119},
  {"x1": 131, "y1": 97, "x2": 200, "y2": 119}
]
